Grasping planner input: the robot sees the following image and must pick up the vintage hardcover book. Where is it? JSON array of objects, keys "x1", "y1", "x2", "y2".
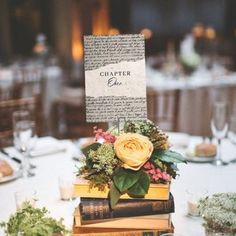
[
  {"x1": 73, "y1": 223, "x2": 174, "y2": 236},
  {"x1": 74, "y1": 178, "x2": 170, "y2": 200},
  {"x1": 74, "y1": 208, "x2": 171, "y2": 229},
  {"x1": 79, "y1": 193, "x2": 174, "y2": 220}
]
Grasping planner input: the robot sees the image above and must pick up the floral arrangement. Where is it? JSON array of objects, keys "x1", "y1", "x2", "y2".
[
  {"x1": 198, "y1": 193, "x2": 236, "y2": 235},
  {"x1": 78, "y1": 120, "x2": 185, "y2": 207}
]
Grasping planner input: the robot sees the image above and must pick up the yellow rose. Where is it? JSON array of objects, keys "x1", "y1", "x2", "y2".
[{"x1": 114, "y1": 133, "x2": 154, "y2": 171}]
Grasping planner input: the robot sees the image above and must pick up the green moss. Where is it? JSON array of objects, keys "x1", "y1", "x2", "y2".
[{"x1": 79, "y1": 143, "x2": 121, "y2": 190}]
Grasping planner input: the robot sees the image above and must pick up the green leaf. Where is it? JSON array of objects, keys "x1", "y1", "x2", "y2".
[
  {"x1": 82, "y1": 143, "x2": 101, "y2": 157},
  {"x1": 151, "y1": 150, "x2": 186, "y2": 164},
  {"x1": 113, "y1": 168, "x2": 141, "y2": 192},
  {"x1": 109, "y1": 183, "x2": 121, "y2": 209},
  {"x1": 127, "y1": 171, "x2": 150, "y2": 196}
]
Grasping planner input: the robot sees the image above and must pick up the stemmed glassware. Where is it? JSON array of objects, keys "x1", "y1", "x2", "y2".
[
  {"x1": 228, "y1": 114, "x2": 236, "y2": 163},
  {"x1": 12, "y1": 110, "x2": 37, "y2": 177},
  {"x1": 210, "y1": 102, "x2": 229, "y2": 166},
  {"x1": 228, "y1": 115, "x2": 236, "y2": 145}
]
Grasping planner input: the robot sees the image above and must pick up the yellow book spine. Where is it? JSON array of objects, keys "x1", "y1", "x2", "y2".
[{"x1": 74, "y1": 178, "x2": 170, "y2": 200}]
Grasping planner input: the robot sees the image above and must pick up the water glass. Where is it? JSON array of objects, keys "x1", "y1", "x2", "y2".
[{"x1": 13, "y1": 110, "x2": 37, "y2": 177}]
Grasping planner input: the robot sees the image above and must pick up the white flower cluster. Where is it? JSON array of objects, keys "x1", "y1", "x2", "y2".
[{"x1": 198, "y1": 193, "x2": 236, "y2": 235}]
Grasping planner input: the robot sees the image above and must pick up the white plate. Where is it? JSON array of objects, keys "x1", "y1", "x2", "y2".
[
  {"x1": 0, "y1": 157, "x2": 22, "y2": 184},
  {"x1": 185, "y1": 150, "x2": 215, "y2": 163}
]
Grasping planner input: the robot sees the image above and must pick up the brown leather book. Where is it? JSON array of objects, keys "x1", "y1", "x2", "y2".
[{"x1": 79, "y1": 193, "x2": 174, "y2": 221}]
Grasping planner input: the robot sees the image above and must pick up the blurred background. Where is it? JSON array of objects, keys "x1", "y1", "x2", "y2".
[{"x1": 1, "y1": 0, "x2": 236, "y2": 145}]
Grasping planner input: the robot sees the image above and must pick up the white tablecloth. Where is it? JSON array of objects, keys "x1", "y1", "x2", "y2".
[{"x1": 0, "y1": 136, "x2": 236, "y2": 236}]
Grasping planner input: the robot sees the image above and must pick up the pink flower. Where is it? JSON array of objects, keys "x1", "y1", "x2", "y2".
[
  {"x1": 143, "y1": 161, "x2": 171, "y2": 183},
  {"x1": 93, "y1": 126, "x2": 116, "y2": 144},
  {"x1": 162, "y1": 172, "x2": 171, "y2": 181},
  {"x1": 143, "y1": 162, "x2": 155, "y2": 169}
]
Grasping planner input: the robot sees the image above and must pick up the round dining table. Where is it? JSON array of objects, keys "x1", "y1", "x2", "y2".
[{"x1": 0, "y1": 135, "x2": 236, "y2": 236}]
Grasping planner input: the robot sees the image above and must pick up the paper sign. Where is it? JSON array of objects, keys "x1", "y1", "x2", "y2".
[{"x1": 84, "y1": 34, "x2": 147, "y2": 122}]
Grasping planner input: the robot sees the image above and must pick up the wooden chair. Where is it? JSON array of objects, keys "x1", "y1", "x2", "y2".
[
  {"x1": 0, "y1": 83, "x2": 23, "y2": 100},
  {"x1": 0, "y1": 96, "x2": 44, "y2": 147},
  {"x1": 147, "y1": 88, "x2": 180, "y2": 131},
  {"x1": 51, "y1": 98, "x2": 107, "y2": 139}
]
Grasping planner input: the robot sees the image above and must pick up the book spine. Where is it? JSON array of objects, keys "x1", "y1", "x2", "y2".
[
  {"x1": 79, "y1": 195, "x2": 174, "y2": 220},
  {"x1": 73, "y1": 227, "x2": 173, "y2": 236}
]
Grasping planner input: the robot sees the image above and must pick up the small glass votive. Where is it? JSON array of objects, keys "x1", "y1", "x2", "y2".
[
  {"x1": 58, "y1": 175, "x2": 76, "y2": 201},
  {"x1": 15, "y1": 190, "x2": 37, "y2": 210},
  {"x1": 186, "y1": 189, "x2": 207, "y2": 217}
]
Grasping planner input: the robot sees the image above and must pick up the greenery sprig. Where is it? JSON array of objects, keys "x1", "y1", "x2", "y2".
[{"x1": 0, "y1": 203, "x2": 70, "y2": 236}]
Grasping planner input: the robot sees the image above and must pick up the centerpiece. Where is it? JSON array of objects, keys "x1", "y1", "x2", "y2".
[{"x1": 75, "y1": 120, "x2": 186, "y2": 208}]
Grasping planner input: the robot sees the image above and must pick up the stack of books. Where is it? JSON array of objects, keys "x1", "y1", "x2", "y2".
[{"x1": 73, "y1": 193, "x2": 175, "y2": 236}]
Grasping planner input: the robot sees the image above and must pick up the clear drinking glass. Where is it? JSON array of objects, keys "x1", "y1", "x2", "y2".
[
  {"x1": 13, "y1": 110, "x2": 37, "y2": 177},
  {"x1": 210, "y1": 102, "x2": 229, "y2": 166},
  {"x1": 228, "y1": 115, "x2": 236, "y2": 145}
]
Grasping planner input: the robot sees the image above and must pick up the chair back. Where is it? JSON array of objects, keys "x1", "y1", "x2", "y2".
[
  {"x1": 51, "y1": 98, "x2": 107, "y2": 139},
  {"x1": 0, "y1": 96, "x2": 43, "y2": 147},
  {"x1": 0, "y1": 83, "x2": 23, "y2": 100},
  {"x1": 147, "y1": 88, "x2": 179, "y2": 131}
]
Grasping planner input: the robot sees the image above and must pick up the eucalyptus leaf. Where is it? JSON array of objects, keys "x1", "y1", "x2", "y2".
[
  {"x1": 113, "y1": 168, "x2": 141, "y2": 192},
  {"x1": 170, "y1": 163, "x2": 179, "y2": 171},
  {"x1": 151, "y1": 150, "x2": 186, "y2": 163},
  {"x1": 127, "y1": 171, "x2": 150, "y2": 196},
  {"x1": 109, "y1": 184, "x2": 121, "y2": 209}
]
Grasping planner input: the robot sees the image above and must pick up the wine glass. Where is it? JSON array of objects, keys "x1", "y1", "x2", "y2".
[
  {"x1": 228, "y1": 115, "x2": 236, "y2": 163},
  {"x1": 12, "y1": 110, "x2": 37, "y2": 177},
  {"x1": 228, "y1": 115, "x2": 236, "y2": 145},
  {"x1": 210, "y1": 102, "x2": 229, "y2": 166}
]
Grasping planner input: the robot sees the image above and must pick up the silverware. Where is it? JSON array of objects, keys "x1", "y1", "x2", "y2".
[
  {"x1": 26, "y1": 170, "x2": 35, "y2": 177},
  {"x1": 0, "y1": 149, "x2": 35, "y2": 178},
  {"x1": 0, "y1": 148, "x2": 22, "y2": 164},
  {"x1": 0, "y1": 148, "x2": 36, "y2": 169},
  {"x1": 230, "y1": 158, "x2": 236, "y2": 163}
]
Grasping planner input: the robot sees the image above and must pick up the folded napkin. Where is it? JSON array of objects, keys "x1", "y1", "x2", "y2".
[
  {"x1": 167, "y1": 132, "x2": 190, "y2": 148},
  {"x1": 30, "y1": 137, "x2": 66, "y2": 157}
]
